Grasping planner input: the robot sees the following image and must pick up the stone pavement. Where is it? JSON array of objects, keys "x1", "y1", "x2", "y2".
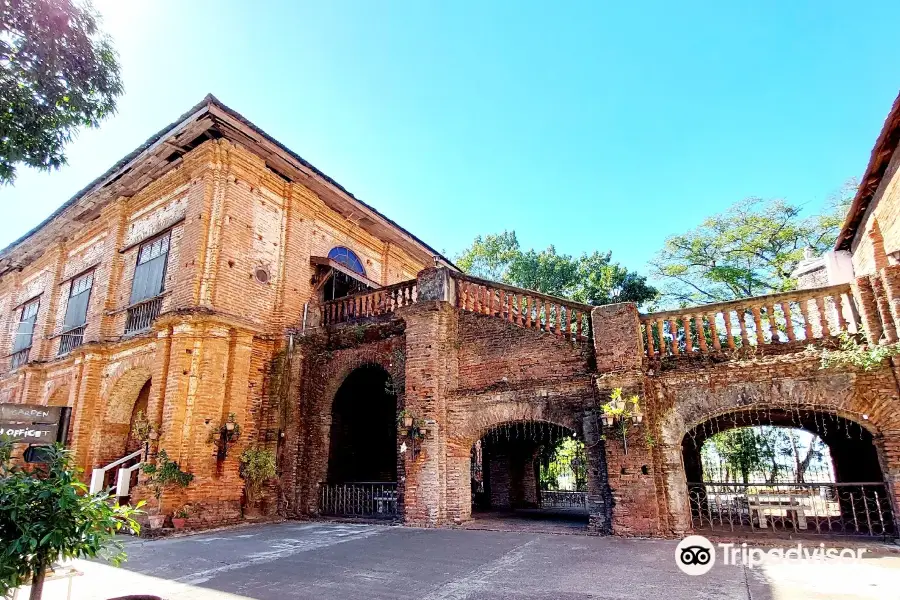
[{"x1": 18, "y1": 522, "x2": 900, "y2": 600}]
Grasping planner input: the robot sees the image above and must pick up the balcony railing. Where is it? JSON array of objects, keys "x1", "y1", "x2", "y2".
[
  {"x1": 124, "y1": 296, "x2": 163, "y2": 334},
  {"x1": 9, "y1": 348, "x2": 30, "y2": 370},
  {"x1": 57, "y1": 325, "x2": 86, "y2": 356},
  {"x1": 452, "y1": 273, "x2": 592, "y2": 344},
  {"x1": 322, "y1": 280, "x2": 417, "y2": 326},
  {"x1": 318, "y1": 482, "x2": 398, "y2": 519},
  {"x1": 640, "y1": 284, "x2": 857, "y2": 358}
]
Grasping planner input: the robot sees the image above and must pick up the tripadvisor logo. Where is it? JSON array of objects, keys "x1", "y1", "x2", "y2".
[
  {"x1": 675, "y1": 535, "x2": 715, "y2": 576},
  {"x1": 675, "y1": 536, "x2": 869, "y2": 575}
]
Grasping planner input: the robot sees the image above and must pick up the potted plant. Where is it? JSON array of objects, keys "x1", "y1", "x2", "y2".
[
  {"x1": 172, "y1": 505, "x2": 190, "y2": 530},
  {"x1": 397, "y1": 409, "x2": 414, "y2": 429},
  {"x1": 239, "y1": 446, "x2": 276, "y2": 519},
  {"x1": 141, "y1": 449, "x2": 194, "y2": 529}
]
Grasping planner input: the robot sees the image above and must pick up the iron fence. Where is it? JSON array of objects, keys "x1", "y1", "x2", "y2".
[
  {"x1": 58, "y1": 326, "x2": 86, "y2": 355},
  {"x1": 10, "y1": 348, "x2": 29, "y2": 370},
  {"x1": 688, "y1": 481, "x2": 894, "y2": 537},
  {"x1": 318, "y1": 482, "x2": 398, "y2": 519},
  {"x1": 125, "y1": 296, "x2": 163, "y2": 334},
  {"x1": 541, "y1": 490, "x2": 587, "y2": 510}
]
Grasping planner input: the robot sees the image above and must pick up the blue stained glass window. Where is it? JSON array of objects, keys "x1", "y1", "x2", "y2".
[{"x1": 328, "y1": 247, "x2": 366, "y2": 276}]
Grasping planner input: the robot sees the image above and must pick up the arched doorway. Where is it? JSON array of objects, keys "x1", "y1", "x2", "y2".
[
  {"x1": 470, "y1": 421, "x2": 589, "y2": 531},
  {"x1": 99, "y1": 368, "x2": 152, "y2": 466},
  {"x1": 320, "y1": 364, "x2": 398, "y2": 518},
  {"x1": 682, "y1": 409, "x2": 893, "y2": 538}
]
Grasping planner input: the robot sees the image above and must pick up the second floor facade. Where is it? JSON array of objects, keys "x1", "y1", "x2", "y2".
[{"x1": 0, "y1": 96, "x2": 451, "y2": 380}]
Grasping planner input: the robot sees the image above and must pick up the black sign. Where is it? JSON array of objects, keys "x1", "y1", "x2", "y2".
[
  {"x1": 0, "y1": 424, "x2": 58, "y2": 444},
  {"x1": 0, "y1": 404, "x2": 71, "y2": 449}
]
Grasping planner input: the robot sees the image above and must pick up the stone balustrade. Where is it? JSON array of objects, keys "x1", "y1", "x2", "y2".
[
  {"x1": 322, "y1": 279, "x2": 417, "y2": 326},
  {"x1": 451, "y1": 273, "x2": 592, "y2": 343},
  {"x1": 640, "y1": 283, "x2": 858, "y2": 358}
]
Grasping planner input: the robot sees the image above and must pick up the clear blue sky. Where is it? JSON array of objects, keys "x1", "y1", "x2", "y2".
[{"x1": 2, "y1": 1, "x2": 899, "y2": 279}]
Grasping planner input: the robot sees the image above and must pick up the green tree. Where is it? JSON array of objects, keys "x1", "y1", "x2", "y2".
[
  {"x1": 707, "y1": 429, "x2": 765, "y2": 484},
  {"x1": 0, "y1": 0, "x2": 123, "y2": 183},
  {"x1": 0, "y1": 441, "x2": 141, "y2": 600},
  {"x1": 457, "y1": 231, "x2": 657, "y2": 306},
  {"x1": 649, "y1": 184, "x2": 854, "y2": 305}
]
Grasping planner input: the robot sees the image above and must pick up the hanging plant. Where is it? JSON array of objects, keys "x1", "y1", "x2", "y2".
[{"x1": 600, "y1": 388, "x2": 644, "y2": 453}]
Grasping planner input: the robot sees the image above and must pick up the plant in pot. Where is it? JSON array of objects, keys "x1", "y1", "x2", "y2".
[
  {"x1": 239, "y1": 446, "x2": 276, "y2": 519},
  {"x1": 172, "y1": 505, "x2": 191, "y2": 530},
  {"x1": 141, "y1": 449, "x2": 194, "y2": 529},
  {"x1": 397, "y1": 409, "x2": 414, "y2": 431}
]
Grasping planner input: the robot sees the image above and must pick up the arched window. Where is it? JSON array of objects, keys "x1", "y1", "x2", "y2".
[{"x1": 328, "y1": 247, "x2": 366, "y2": 276}]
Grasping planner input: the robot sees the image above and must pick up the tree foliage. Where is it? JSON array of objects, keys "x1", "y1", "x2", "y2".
[
  {"x1": 0, "y1": 0, "x2": 123, "y2": 183},
  {"x1": 0, "y1": 441, "x2": 140, "y2": 599},
  {"x1": 456, "y1": 231, "x2": 657, "y2": 306},
  {"x1": 703, "y1": 426, "x2": 829, "y2": 485},
  {"x1": 649, "y1": 184, "x2": 854, "y2": 305},
  {"x1": 539, "y1": 437, "x2": 587, "y2": 491}
]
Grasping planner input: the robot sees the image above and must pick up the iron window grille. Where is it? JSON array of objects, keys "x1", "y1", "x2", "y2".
[{"x1": 11, "y1": 298, "x2": 40, "y2": 368}]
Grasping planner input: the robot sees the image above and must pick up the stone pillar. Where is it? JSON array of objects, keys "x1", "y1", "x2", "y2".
[
  {"x1": 854, "y1": 276, "x2": 884, "y2": 344},
  {"x1": 397, "y1": 274, "x2": 458, "y2": 526},
  {"x1": 591, "y1": 303, "x2": 644, "y2": 373}
]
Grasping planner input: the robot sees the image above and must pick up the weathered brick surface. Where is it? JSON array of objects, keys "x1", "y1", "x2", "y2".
[{"x1": 2, "y1": 102, "x2": 900, "y2": 539}]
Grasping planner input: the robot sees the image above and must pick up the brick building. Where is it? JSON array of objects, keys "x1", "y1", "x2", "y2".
[{"x1": 2, "y1": 93, "x2": 900, "y2": 537}]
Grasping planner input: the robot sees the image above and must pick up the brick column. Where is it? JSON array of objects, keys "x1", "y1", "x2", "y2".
[
  {"x1": 880, "y1": 265, "x2": 900, "y2": 341},
  {"x1": 880, "y1": 431, "x2": 900, "y2": 538},
  {"x1": 591, "y1": 303, "x2": 644, "y2": 373},
  {"x1": 853, "y1": 276, "x2": 884, "y2": 344},
  {"x1": 397, "y1": 268, "x2": 458, "y2": 526},
  {"x1": 871, "y1": 274, "x2": 897, "y2": 343},
  {"x1": 156, "y1": 316, "x2": 256, "y2": 524},
  {"x1": 68, "y1": 352, "x2": 106, "y2": 472}
]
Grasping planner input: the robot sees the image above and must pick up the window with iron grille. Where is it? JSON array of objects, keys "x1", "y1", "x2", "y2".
[
  {"x1": 13, "y1": 298, "x2": 40, "y2": 353},
  {"x1": 63, "y1": 271, "x2": 93, "y2": 330},
  {"x1": 130, "y1": 231, "x2": 170, "y2": 304}
]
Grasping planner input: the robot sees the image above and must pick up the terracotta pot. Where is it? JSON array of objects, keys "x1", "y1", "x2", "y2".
[
  {"x1": 402, "y1": 416, "x2": 413, "y2": 427},
  {"x1": 148, "y1": 515, "x2": 166, "y2": 529},
  {"x1": 172, "y1": 518, "x2": 187, "y2": 529}
]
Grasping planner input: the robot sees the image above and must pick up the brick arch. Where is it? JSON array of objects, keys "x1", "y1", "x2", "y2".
[
  {"x1": 655, "y1": 370, "x2": 900, "y2": 533},
  {"x1": 104, "y1": 366, "x2": 153, "y2": 425},
  {"x1": 451, "y1": 400, "x2": 583, "y2": 451},
  {"x1": 657, "y1": 372, "x2": 892, "y2": 449},
  {"x1": 45, "y1": 385, "x2": 71, "y2": 407}
]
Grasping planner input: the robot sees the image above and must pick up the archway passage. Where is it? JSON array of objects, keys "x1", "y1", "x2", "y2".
[
  {"x1": 469, "y1": 421, "x2": 589, "y2": 532},
  {"x1": 682, "y1": 409, "x2": 894, "y2": 538},
  {"x1": 322, "y1": 365, "x2": 398, "y2": 518}
]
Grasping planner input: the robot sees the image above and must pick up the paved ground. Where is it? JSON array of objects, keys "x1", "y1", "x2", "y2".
[{"x1": 21, "y1": 522, "x2": 900, "y2": 600}]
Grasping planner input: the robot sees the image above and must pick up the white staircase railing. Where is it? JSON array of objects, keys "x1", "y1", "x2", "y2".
[{"x1": 89, "y1": 448, "x2": 145, "y2": 497}]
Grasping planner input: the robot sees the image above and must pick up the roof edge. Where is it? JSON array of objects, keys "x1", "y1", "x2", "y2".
[
  {"x1": 835, "y1": 90, "x2": 900, "y2": 251},
  {"x1": 0, "y1": 94, "x2": 458, "y2": 272}
]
